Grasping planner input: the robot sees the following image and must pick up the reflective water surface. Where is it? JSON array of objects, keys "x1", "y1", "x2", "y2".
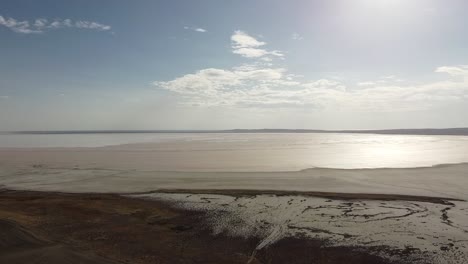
[{"x1": 1, "y1": 133, "x2": 468, "y2": 169}]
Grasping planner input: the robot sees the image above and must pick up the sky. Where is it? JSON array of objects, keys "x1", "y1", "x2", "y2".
[{"x1": 1, "y1": 0, "x2": 468, "y2": 130}]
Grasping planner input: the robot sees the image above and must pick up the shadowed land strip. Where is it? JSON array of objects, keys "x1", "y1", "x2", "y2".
[
  {"x1": 136, "y1": 189, "x2": 464, "y2": 205},
  {"x1": 0, "y1": 219, "x2": 116, "y2": 264}
]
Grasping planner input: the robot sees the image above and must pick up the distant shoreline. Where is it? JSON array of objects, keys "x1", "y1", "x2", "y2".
[{"x1": 3, "y1": 127, "x2": 468, "y2": 136}]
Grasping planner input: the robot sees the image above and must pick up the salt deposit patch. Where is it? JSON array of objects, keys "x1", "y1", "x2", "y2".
[{"x1": 132, "y1": 193, "x2": 468, "y2": 264}]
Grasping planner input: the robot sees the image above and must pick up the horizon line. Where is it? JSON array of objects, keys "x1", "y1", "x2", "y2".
[{"x1": 2, "y1": 127, "x2": 468, "y2": 136}]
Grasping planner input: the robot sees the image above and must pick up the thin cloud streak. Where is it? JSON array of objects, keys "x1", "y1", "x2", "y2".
[
  {"x1": 0, "y1": 15, "x2": 111, "y2": 34},
  {"x1": 184, "y1": 26, "x2": 207, "y2": 33}
]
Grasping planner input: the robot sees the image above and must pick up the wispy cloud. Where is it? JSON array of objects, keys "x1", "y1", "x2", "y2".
[
  {"x1": 154, "y1": 65, "x2": 468, "y2": 110},
  {"x1": 0, "y1": 96, "x2": 9, "y2": 100},
  {"x1": 184, "y1": 26, "x2": 207, "y2": 33},
  {"x1": 291, "y1": 32, "x2": 303, "y2": 40},
  {"x1": 435, "y1": 65, "x2": 468, "y2": 77},
  {"x1": 153, "y1": 30, "x2": 468, "y2": 111},
  {"x1": 0, "y1": 15, "x2": 111, "y2": 34},
  {"x1": 357, "y1": 81, "x2": 376, "y2": 87},
  {"x1": 231, "y1": 30, "x2": 283, "y2": 59}
]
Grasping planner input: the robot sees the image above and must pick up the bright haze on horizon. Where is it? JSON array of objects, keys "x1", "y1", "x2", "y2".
[{"x1": 1, "y1": 0, "x2": 467, "y2": 131}]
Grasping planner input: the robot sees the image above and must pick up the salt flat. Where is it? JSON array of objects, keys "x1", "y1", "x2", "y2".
[
  {"x1": 0, "y1": 163, "x2": 467, "y2": 199},
  {"x1": 131, "y1": 193, "x2": 468, "y2": 264},
  {"x1": 1, "y1": 134, "x2": 468, "y2": 264},
  {"x1": 1, "y1": 154, "x2": 467, "y2": 263}
]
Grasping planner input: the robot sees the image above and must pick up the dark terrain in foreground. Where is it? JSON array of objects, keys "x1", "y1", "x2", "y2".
[{"x1": 0, "y1": 190, "x2": 408, "y2": 264}]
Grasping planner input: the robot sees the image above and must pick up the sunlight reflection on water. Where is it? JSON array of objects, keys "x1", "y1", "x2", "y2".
[{"x1": 1, "y1": 133, "x2": 467, "y2": 169}]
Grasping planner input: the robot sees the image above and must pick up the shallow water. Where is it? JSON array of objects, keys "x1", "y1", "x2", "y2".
[{"x1": 1, "y1": 133, "x2": 468, "y2": 169}]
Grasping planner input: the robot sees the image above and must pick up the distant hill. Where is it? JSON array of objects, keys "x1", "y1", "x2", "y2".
[
  {"x1": 5, "y1": 127, "x2": 468, "y2": 136},
  {"x1": 227, "y1": 128, "x2": 468, "y2": 135}
]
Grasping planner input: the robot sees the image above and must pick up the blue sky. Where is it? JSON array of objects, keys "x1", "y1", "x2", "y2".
[{"x1": 1, "y1": 0, "x2": 468, "y2": 130}]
